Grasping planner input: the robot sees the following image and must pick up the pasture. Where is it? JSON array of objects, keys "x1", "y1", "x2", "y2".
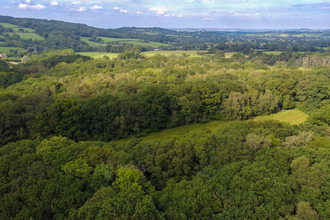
[
  {"x1": 80, "y1": 36, "x2": 168, "y2": 47},
  {"x1": 0, "y1": 22, "x2": 19, "y2": 28},
  {"x1": 5, "y1": 33, "x2": 44, "y2": 40},
  {"x1": 142, "y1": 50, "x2": 201, "y2": 57},
  {"x1": 0, "y1": 46, "x2": 25, "y2": 54},
  {"x1": 76, "y1": 52, "x2": 119, "y2": 58}
]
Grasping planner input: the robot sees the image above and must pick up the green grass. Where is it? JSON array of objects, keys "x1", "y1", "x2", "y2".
[
  {"x1": 142, "y1": 50, "x2": 201, "y2": 57},
  {"x1": 11, "y1": 27, "x2": 35, "y2": 33},
  {"x1": 263, "y1": 51, "x2": 284, "y2": 55},
  {"x1": 77, "y1": 51, "x2": 202, "y2": 58},
  {"x1": 76, "y1": 52, "x2": 119, "y2": 58},
  {"x1": 0, "y1": 22, "x2": 19, "y2": 28},
  {"x1": 115, "y1": 109, "x2": 308, "y2": 145},
  {"x1": 255, "y1": 109, "x2": 308, "y2": 125},
  {"x1": 5, "y1": 33, "x2": 44, "y2": 40},
  {"x1": 80, "y1": 36, "x2": 168, "y2": 47},
  {"x1": 0, "y1": 46, "x2": 25, "y2": 54}
]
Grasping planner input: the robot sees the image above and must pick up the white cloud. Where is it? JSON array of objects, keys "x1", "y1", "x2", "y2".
[
  {"x1": 18, "y1": 3, "x2": 46, "y2": 10},
  {"x1": 25, "y1": 0, "x2": 30, "y2": 3},
  {"x1": 72, "y1": 1, "x2": 81, "y2": 4},
  {"x1": 202, "y1": 17, "x2": 214, "y2": 20},
  {"x1": 120, "y1": 9, "x2": 128, "y2": 13},
  {"x1": 50, "y1": 1, "x2": 59, "y2": 6},
  {"x1": 149, "y1": 7, "x2": 167, "y2": 11},
  {"x1": 179, "y1": 14, "x2": 184, "y2": 17},
  {"x1": 165, "y1": 14, "x2": 170, "y2": 17},
  {"x1": 77, "y1": 6, "x2": 87, "y2": 12},
  {"x1": 4, "y1": 6, "x2": 11, "y2": 9},
  {"x1": 157, "y1": 11, "x2": 164, "y2": 14},
  {"x1": 136, "y1": 11, "x2": 142, "y2": 14},
  {"x1": 90, "y1": 5, "x2": 103, "y2": 10},
  {"x1": 114, "y1": 6, "x2": 119, "y2": 9}
]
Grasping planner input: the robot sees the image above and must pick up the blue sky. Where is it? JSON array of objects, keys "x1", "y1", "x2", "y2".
[{"x1": 1, "y1": 0, "x2": 330, "y2": 29}]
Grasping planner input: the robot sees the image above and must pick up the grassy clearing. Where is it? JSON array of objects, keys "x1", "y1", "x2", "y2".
[
  {"x1": 255, "y1": 109, "x2": 308, "y2": 125},
  {"x1": 263, "y1": 51, "x2": 284, "y2": 55},
  {"x1": 225, "y1": 52, "x2": 236, "y2": 58},
  {"x1": 5, "y1": 33, "x2": 44, "y2": 40},
  {"x1": 76, "y1": 52, "x2": 119, "y2": 58},
  {"x1": 0, "y1": 22, "x2": 19, "y2": 28},
  {"x1": 80, "y1": 36, "x2": 168, "y2": 47},
  {"x1": 115, "y1": 109, "x2": 308, "y2": 145},
  {"x1": 11, "y1": 27, "x2": 35, "y2": 33},
  {"x1": 293, "y1": 33, "x2": 323, "y2": 37},
  {"x1": 77, "y1": 51, "x2": 202, "y2": 58},
  {"x1": 142, "y1": 50, "x2": 201, "y2": 57},
  {"x1": 0, "y1": 46, "x2": 25, "y2": 53}
]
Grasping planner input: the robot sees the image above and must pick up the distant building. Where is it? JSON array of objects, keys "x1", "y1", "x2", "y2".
[
  {"x1": 0, "y1": 53, "x2": 7, "y2": 58},
  {"x1": 154, "y1": 49, "x2": 160, "y2": 51}
]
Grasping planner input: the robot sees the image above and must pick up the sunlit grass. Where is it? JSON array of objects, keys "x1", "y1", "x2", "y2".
[
  {"x1": 115, "y1": 109, "x2": 309, "y2": 145},
  {"x1": 255, "y1": 109, "x2": 309, "y2": 125}
]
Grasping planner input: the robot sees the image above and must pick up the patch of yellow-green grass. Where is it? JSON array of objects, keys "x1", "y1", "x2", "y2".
[
  {"x1": 11, "y1": 27, "x2": 35, "y2": 33},
  {"x1": 76, "y1": 52, "x2": 119, "y2": 58},
  {"x1": 80, "y1": 36, "x2": 168, "y2": 47},
  {"x1": 5, "y1": 32, "x2": 44, "y2": 40},
  {"x1": 0, "y1": 22, "x2": 19, "y2": 28},
  {"x1": 263, "y1": 51, "x2": 284, "y2": 55},
  {"x1": 225, "y1": 52, "x2": 236, "y2": 58},
  {"x1": 255, "y1": 109, "x2": 308, "y2": 125},
  {"x1": 0, "y1": 46, "x2": 25, "y2": 54},
  {"x1": 115, "y1": 109, "x2": 308, "y2": 145},
  {"x1": 293, "y1": 33, "x2": 323, "y2": 38},
  {"x1": 142, "y1": 50, "x2": 202, "y2": 57}
]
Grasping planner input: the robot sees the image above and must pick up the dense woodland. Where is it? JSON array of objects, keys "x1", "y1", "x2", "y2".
[
  {"x1": 1, "y1": 46, "x2": 330, "y2": 219},
  {"x1": 2, "y1": 16, "x2": 330, "y2": 219}
]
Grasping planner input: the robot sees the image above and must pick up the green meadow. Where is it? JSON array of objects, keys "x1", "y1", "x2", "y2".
[
  {"x1": 116, "y1": 109, "x2": 308, "y2": 144},
  {"x1": 5, "y1": 32, "x2": 44, "y2": 40},
  {"x1": 80, "y1": 36, "x2": 168, "y2": 47},
  {"x1": 77, "y1": 50, "x2": 202, "y2": 58},
  {"x1": 76, "y1": 52, "x2": 119, "y2": 58},
  {"x1": 0, "y1": 22, "x2": 19, "y2": 28},
  {"x1": 0, "y1": 46, "x2": 25, "y2": 54},
  {"x1": 142, "y1": 50, "x2": 201, "y2": 57}
]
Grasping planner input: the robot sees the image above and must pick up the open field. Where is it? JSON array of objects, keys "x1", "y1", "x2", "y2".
[
  {"x1": 225, "y1": 52, "x2": 236, "y2": 58},
  {"x1": 142, "y1": 50, "x2": 201, "y2": 57},
  {"x1": 80, "y1": 36, "x2": 168, "y2": 47},
  {"x1": 5, "y1": 32, "x2": 44, "y2": 40},
  {"x1": 255, "y1": 109, "x2": 308, "y2": 125},
  {"x1": 77, "y1": 51, "x2": 202, "y2": 58},
  {"x1": 263, "y1": 51, "x2": 284, "y2": 55},
  {"x1": 76, "y1": 52, "x2": 119, "y2": 58},
  {"x1": 0, "y1": 22, "x2": 19, "y2": 28},
  {"x1": 11, "y1": 27, "x2": 35, "y2": 33},
  {"x1": 116, "y1": 109, "x2": 308, "y2": 144},
  {"x1": 0, "y1": 46, "x2": 25, "y2": 53}
]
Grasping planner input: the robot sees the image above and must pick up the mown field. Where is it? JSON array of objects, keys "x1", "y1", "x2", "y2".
[
  {"x1": 116, "y1": 109, "x2": 308, "y2": 144},
  {"x1": 76, "y1": 52, "x2": 119, "y2": 58},
  {"x1": 0, "y1": 22, "x2": 19, "y2": 28},
  {"x1": 77, "y1": 50, "x2": 202, "y2": 58},
  {"x1": 5, "y1": 32, "x2": 44, "y2": 40},
  {"x1": 0, "y1": 46, "x2": 25, "y2": 53},
  {"x1": 80, "y1": 36, "x2": 168, "y2": 47}
]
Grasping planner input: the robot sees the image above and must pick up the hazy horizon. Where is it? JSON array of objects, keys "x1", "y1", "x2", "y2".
[{"x1": 1, "y1": 0, "x2": 330, "y2": 29}]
